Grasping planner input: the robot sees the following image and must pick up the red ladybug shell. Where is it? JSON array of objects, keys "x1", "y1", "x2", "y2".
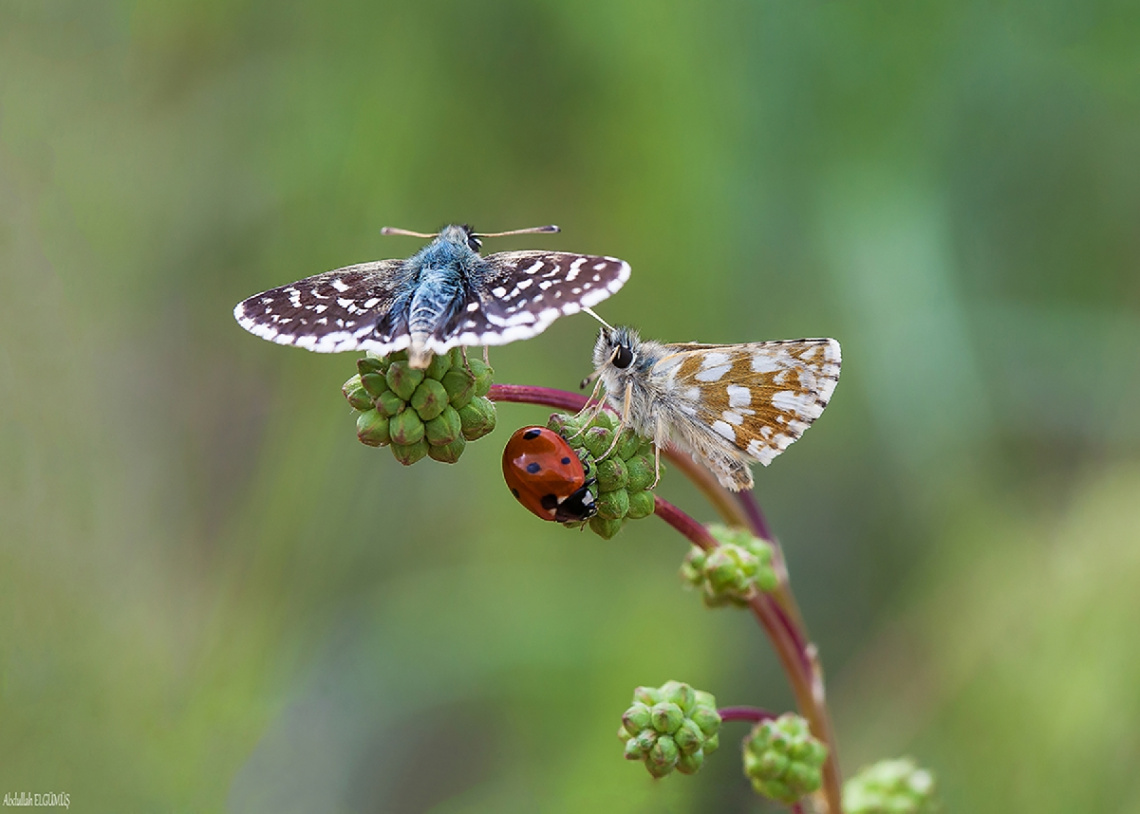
[{"x1": 503, "y1": 426, "x2": 597, "y2": 523}]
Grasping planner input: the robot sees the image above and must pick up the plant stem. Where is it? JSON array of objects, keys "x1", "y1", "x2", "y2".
[
  {"x1": 489, "y1": 382, "x2": 843, "y2": 813},
  {"x1": 718, "y1": 706, "x2": 776, "y2": 724}
]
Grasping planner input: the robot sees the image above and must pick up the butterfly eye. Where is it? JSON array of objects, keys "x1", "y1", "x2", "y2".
[
  {"x1": 467, "y1": 234, "x2": 483, "y2": 252},
  {"x1": 612, "y1": 344, "x2": 635, "y2": 369}
]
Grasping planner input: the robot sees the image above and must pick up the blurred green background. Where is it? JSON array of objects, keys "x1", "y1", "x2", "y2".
[{"x1": 3, "y1": 1, "x2": 1139, "y2": 812}]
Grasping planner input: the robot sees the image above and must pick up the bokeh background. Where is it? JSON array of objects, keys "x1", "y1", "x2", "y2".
[{"x1": 3, "y1": 2, "x2": 1139, "y2": 812}]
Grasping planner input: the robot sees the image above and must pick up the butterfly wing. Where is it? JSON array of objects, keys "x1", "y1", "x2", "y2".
[
  {"x1": 653, "y1": 339, "x2": 841, "y2": 486},
  {"x1": 233, "y1": 259, "x2": 417, "y2": 354},
  {"x1": 432, "y1": 251, "x2": 631, "y2": 350}
]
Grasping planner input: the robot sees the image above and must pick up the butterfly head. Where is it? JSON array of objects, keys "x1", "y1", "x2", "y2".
[
  {"x1": 434, "y1": 224, "x2": 483, "y2": 254},
  {"x1": 593, "y1": 325, "x2": 640, "y2": 374}
]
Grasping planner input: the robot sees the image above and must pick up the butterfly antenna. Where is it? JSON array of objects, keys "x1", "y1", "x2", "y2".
[
  {"x1": 582, "y1": 307, "x2": 614, "y2": 332},
  {"x1": 380, "y1": 227, "x2": 437, "y2": 238},
  {"x1": 475, "y1": 225, "x2": 560, "y2": 238}
]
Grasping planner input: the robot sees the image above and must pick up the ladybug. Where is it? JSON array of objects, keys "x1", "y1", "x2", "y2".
[{"x1": 503, "y1": 426, "x2": 597, "y2": 524}]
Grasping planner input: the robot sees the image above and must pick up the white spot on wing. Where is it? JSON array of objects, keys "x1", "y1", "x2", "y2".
[
  {"x1": 727, "y1": 385, "x2": 751, "y2": 407},
  {"x1": 711, "y1": 420, "x2": 736, "y2": 441},
  {"x1": 695, "y1": 364, "x2": 731, "y2": 382}
]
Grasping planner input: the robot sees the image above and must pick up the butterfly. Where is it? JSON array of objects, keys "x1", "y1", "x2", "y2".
[
  {"x1": 586, "y1": 324, "x2": 841, "y2": 491},
  {"x1": 233, "y1": 224, "x2": 631, "y2": 368}
]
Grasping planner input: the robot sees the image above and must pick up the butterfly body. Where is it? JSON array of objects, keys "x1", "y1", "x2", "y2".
[
  {"x1": 234, "y1": 224, "x2": 630, "y2": 368},
  {"x1": 591, "y1": 326, "x2": 841, "y2": 491}
]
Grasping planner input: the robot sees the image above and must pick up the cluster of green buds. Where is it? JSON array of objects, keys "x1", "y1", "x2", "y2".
[
  {"x1": 547, "y1": 409, "x2": 658, "y2": 539},
  {"x1": 618, "y1": 681, "x2": 721, "y2": 778},
  {"x1": 842, "y1": 758, "x2": 939, "y2": 814},
  {"x1": 680, "y1": 524, "x2": 779, "y2": 607},
  {"x1": 343, "y1": 348, "x2": 496, "y2": 465},
  {"x1": 742, "y1": 713, "x2": 828, "y2": 804}
]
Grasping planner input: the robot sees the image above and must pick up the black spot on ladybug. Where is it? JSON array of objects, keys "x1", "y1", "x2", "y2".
[
  {"x1": 523, "y1": 428, "x2": 542, "y2": 440},
  {"x1": 561, "y1": 456, "x2": 571, "y2": 465},
  {"x1": 511, "y1": 488, "x2": 520, "y2": 498},
  {"x1": 540, "y1": 494, "x2": 560, "y2": 510},
  {"x1": 526, "y1": 462, "x2": 541, "y2": 474}
]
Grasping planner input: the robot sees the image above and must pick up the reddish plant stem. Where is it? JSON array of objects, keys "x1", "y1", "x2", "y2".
[
  {"x1": 718, "y1": 706, "x2": 776, "y2": 724},
  {"x1": 489, "y1": 383, "x2": 842, "y2": 814},
  {"x1": 652, "y1": 497, "x2": 717, "y2": 551},
  {"x1": 736, "y1": 487, "x2": 773, "y2": 542}
]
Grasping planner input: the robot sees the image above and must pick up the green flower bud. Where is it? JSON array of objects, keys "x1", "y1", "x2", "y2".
[
  {"x1": 346, "y1": 349, "x2": 496, "y2": 465},
  {"x1": 390, "y1": 439, "x2": 429, "y2": 466},
  {"x1": 595, "y1": 457, "x2": 629, "y2": 491},
  {"x1": 619, "y1": 682, "x2": 719, "y2": 779},
  {"x1": 624, "y1": 737, "x2": 646, "y2": 761},
  {"x1": 673, "y1": 719, "x2": 704, "y2": 754},
  {"x1": 424, "y1": 350, "x2": 453, "y2": 381},
  {"x1": 458, "y1": 396, "x2": 496, "y2": 440},
  {"x1": 691, "y1": 705, "x2": 722, "y2": 737},
  {"x1": 648, "y1": 735, "x2": 679, "y2": 771},
  {"x1": 441, "y1": 367, "x2": 476, "y2": 409},
  {"x1": 650, "y1": 702, "x2": 684, "y2": 735},
  {"x1": 357, "y1": 356, "x2": 386, "y2": 375},
  {"x1": 386, "y1": 361, "x2": 425, "y2": 401},
  {"x1": 467, "y1": 358, "x2": 494, "y2": 396},
  {"x1": 634, "y1": 730, "x2": 657, "y2": 754},
  {"x1": 410, "y1": 378, "x2": 449, "y2": 421},
  {"x1": 683, "y1": 525, "x2": 779, "y2": 608},
  {"x1": 743, "y1": 713, "x2": 828, "y2": 803},
  {"x1": 625, "y1": 489, "x2": 655, "y2": 520},
  {"x1": 616, "y1": 429, "x2": 642, "y2": 461},
  {"x1": 582, "y1": 426, "x2": 614, "y2": 461},
  {"x1": 843, "y1": 758, "x2": 939, "y2": 814},
  {"x1": 660, "y1": 681, "x2": 697, "y2": 713},
  {"x1": 625, "y1": 454, "x2": 657, "y2": 491},
  {"x1": 595, "y1": 488, "x2": 629, "y2": 520},
  {"x1": 632, "y1": 686, "x2": 660, "y2": 706},
  {"x1": 589, "y1": 516, "x2": 624, "y2": 540},
  {"x1": 622, "y1": 703, "x2": 652, "y2": 736},
  {"x1": 427, "y1": 435, "x2": 466, "y2": 464},
  {"x1": 675, "y1": 749, "x2": 705, "y2": 775},
  {"x1": 424, "y1": 405, "x2": 463, "y2": 446},
  {"x1": 355, "y1": 409, "x2": 390, "y2": 447},
  {"x1": 376, "y1": 389, "x2": 406, "y2": 418},
  {"x1": 343, "y1": 375, "x2": 375, "y2": 411},
  {"x1": 389, "y1": 410, "x2": 425, "y2": 446},
  {"x1": 360, "y1": 372, "x2": 390, "y2": 399}
]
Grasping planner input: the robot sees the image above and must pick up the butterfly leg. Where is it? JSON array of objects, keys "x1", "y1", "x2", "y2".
[
  {"x1": 649, "y1": 417, "x2": 667, "y2": 489},
  {"x1": 597, "y1": 381, "x2": 633, "y2": 462},
  {"x1": 566, "y1": 377, "x2": 609, "y2": 441},
  {"x1": 483, "y1": 345, "x2": 490, "y2": 365}
]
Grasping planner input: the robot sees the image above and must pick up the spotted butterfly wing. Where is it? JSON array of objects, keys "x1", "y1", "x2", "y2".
[
  {"x1": 660, "y1": 339, "x2": 841, "y2": 489},
  {"x1": 234, "y1": 260, "x2": 414, "y2": 354},
  {"x1": 450, "y1": 251, "x2": 630, "y2": 347}
]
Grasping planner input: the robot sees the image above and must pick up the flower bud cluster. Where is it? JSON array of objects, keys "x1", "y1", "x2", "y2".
[
  {"x1": 680, "y1": 524, "x2": 778, "y2": 607},
  {"x1": 618, "y1": 681, "x2": 721, "y2": 779},
  {"x1": 547, "y1": 410, "x2": 658, "y2": 539},
  {"x1": 343, "y1": 348, "x2": 495, "y2": 465},
  {"x1": 742, "y1": 713, "x2": 828, "y2": 803},
  {"x1": 842, "y1": 758, "x2": 939, "y2": 814}
]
